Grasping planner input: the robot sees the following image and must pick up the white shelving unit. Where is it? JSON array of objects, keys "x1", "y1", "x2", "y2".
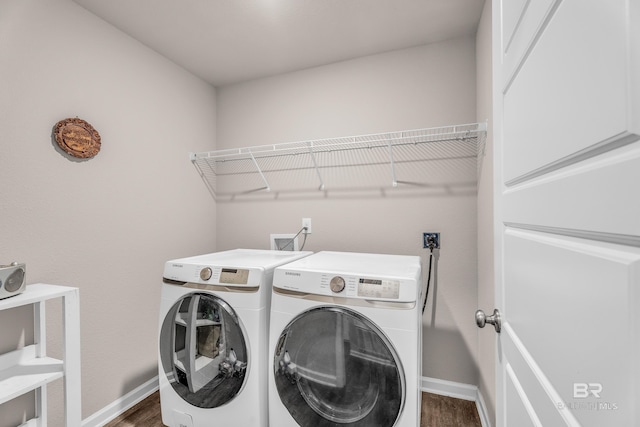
[
  {"x1": 0, "y1": 284, "x2": 81, "y2": 427},
  {"x1": 190, "y1": 122, "x2": 487, "y2": 200}
]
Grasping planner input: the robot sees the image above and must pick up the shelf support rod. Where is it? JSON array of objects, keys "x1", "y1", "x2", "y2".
[
  {"x1": 307, "y1": 142, "x2": 325, "y2": 191},
  {"x1": 387, "y1": 137, "x2": 398, "y2": 187},
  {"x1": 249, "y1": 151, "x2": 271, "y2": 192},
  {"x1": 192, "y1": 159, "x2": 219, "y2": 199}
]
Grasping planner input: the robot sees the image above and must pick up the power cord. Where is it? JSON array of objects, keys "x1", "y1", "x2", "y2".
[
  {"x1": 277, "y1": 227, "x2": 309, "y2": 251},
  {"x1": 422, "y1": 236, "x2": 437, "y2": 314}
]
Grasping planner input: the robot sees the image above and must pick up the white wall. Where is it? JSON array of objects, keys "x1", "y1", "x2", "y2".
[
  {"x1": 476, "y1": 1, "x2": 496, "y2": 425},
  {"x1": 0, "y1": 0, "x2": 216, "y2": 424},
  {"x1": 216, "y1": 37, "x2": 479, "y2": 385}
]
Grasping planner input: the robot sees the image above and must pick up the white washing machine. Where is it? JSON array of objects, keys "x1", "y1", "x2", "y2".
[
  {"x1": 159, "y1": 249, "x2": 312, "y2": 427},
  {"x1": 268, "y1": 251, "x2": 423, "y2": 427}
]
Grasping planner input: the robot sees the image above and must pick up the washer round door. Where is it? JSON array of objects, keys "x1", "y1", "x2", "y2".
[
  {"x1": 273, "y1": 307, "x2": 405, "y2": 426},
  {"x1": 160, "y1": 292, "x2": 248, "y2": 408}
]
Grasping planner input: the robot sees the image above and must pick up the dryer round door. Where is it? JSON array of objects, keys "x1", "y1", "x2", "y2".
[
  {"x1": 159, "y1": 292, "x2": 248, "y2": 408},
  {"x1": 273, "y1": 306, "x2": 405, "y2": 426}
]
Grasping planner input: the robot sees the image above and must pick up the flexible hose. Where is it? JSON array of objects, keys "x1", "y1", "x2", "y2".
[
  {"x1": 278, "y1": 227, "x2": 308, "y2": 251},
  {"x1": 422, "y1": 248, "x2": 434, "y2": 314}
]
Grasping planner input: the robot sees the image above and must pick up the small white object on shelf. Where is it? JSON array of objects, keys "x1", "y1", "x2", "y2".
[{"x1": 0, "y1": 283, "x2": 81, "y2": 427}]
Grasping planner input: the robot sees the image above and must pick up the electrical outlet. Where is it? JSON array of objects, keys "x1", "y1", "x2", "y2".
[
  {"x1": 302, "y1": 218, "x2": 312, "y2": 234},
  {"x1": 423, "y1": 232, "x2": 440, "y2": 249}
]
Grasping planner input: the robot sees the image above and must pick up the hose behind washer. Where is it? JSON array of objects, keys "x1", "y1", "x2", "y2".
[{"x1": 421, "y1": 248, "x2": 434, "y2": 314}]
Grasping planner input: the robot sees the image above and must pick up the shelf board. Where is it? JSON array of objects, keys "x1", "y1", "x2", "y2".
[
  {"x1": 194, "y1": 354, "x2": 216, "y2": 371},
  {"x1": 0, "y1": 283, "x2": 78, "y2": 311},
  {"x1": 190, "y1": 122, "x2": 487, "y2": 199},
  {"x1": 175, "y1": 314, "x2": 188, "y2": 326},
  {"x1": 192, "y1": 123, "x2": 486, "y2": 162},
  {"x1": 195, "y1": 319, "x2": 220, "y2": 326},
  {"x1": 0, "y1": 345, "x2": 64, "y2": 405}
]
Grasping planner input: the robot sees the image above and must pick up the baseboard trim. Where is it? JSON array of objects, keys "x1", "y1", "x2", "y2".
[
  {"x1": 421, "y1": 376, "x2": 477, "y2": 401},
  {"x1": 82, "y1": 376, "x2": 159, "y2": 427},
  {"x1": 474, "y1": 387, "x2": 492, "y2": 427},
  {"x1": 421, "y1": 376, "x2": 492, "y2": 427},
  {"x1": 83, "y1": 375, "x2": 492, "y2": 427}
]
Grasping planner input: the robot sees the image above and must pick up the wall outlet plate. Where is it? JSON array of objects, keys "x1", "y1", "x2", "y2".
[
  {"x1": 302, "y1": 218, "x2": 312, "y2": 234},
  {"x1": 423, "y1": 232, "x2": 440, "y2": 249}
]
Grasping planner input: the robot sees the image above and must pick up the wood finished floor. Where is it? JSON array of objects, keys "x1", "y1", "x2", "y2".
[{"x1": 104, "y1": 391, "x2": 481, "y2": 427}]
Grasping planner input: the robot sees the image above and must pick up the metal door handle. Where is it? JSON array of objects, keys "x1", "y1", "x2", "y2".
[{"x1": 475, "y1": 309, "x2": 501, "y2": 333}]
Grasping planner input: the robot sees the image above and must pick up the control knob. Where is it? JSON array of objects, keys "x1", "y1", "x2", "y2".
[
  {"x1": 329, "y1": 276, "x2": 346, "y2": 293},
  {"x1": 200, "y1": 267, "x2": 213, "y2": 281}
]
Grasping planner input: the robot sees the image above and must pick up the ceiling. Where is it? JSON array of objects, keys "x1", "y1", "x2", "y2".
[{"x1": 73, "y1": 0, "x2": 485, "y2": 87}]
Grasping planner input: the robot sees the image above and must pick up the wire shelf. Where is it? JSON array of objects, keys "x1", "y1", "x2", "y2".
[{"x1": 191, "y1": 122, "x2": 487, "y2": 199}]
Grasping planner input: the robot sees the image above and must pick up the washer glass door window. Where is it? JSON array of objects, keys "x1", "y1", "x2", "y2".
[
  {"x1": 160, "y1": 293, "x2": 248, "y2": 408},
  {"x1": 274, "y1": 307, "x2": 405, "y2": 426}
]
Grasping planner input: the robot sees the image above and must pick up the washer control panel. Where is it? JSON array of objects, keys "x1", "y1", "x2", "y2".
[
  {"x1": 164, "y1": 263, "x2": 256, "y2": 287},
  {"x1": 197, "y1": 266, "x2": 251, "y2": 284},
  {"x1": 329, "y1": 276, "x2": 346, "y2": 293},
  {"x1": 219, "y1": 268, "x2": 249, "y2": 285},
  {"x1": 357, "y1": 278, "x2": 400, "y2": 299},
  {"x1": 199, "y1": 267, "x2": 213, "y2": 281}
]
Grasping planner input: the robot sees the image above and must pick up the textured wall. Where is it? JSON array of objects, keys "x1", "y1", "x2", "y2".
[
  {"x1": 0, "y1": 0, "x2": 217, "y2": 424},
  {"x1": 216, "y1": 37, "x2": 479, "y2": 386}
]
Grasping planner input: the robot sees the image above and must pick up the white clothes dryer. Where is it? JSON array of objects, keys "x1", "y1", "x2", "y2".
[
  {"x1": 159, "y1": 249, "x2": 312, "y2": 427},
  {"x1": 268, "y1": 251, "x2": 423, "y2": 427}
]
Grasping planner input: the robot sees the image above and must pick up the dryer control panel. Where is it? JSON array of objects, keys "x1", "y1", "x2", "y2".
[
  {"x1": 272, "y1": 251, "x2": 421, "y2": 303},
  {"x1": 275, "y1": 270, "x2": 415, "y2": 302},
  {"x1": 320, "y1": 274, "x2": 400, "y2": 300},
  {"x1": 320, "y1": 275, "x2": 400, "y2": 299}
]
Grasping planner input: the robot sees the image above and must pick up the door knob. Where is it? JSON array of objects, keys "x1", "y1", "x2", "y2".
[{"x1": 475, "y1": 309, "x2": 501, "y2": 333}]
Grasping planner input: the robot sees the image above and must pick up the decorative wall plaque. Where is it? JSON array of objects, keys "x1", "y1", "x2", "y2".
[{"x1": 54, "y1": 117, "x2": 101, "y2": 159}]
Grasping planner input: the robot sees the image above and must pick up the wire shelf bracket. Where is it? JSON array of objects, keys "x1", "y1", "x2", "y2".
[
  {"x1": 387, "y1": 137, "x2": 398, "y2": 188},
  {"x1": 249, "y1": 150, "x2": 271, "y2": 192},
  {"x1": 307, "y1": 142, "x2": 325, "y2": 191}
]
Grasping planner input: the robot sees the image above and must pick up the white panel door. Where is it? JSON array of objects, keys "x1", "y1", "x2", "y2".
[{"x1": 491, "y1": 0, "x2": 640, "y2": 426}]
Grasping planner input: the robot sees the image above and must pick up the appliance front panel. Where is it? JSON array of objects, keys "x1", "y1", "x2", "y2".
[
  {"x1": 272, "y1": 306, "x2": 406, "y2": 427},
  {"x1": 268, "y1": 292, "x2": 421, "y2": 427}
]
